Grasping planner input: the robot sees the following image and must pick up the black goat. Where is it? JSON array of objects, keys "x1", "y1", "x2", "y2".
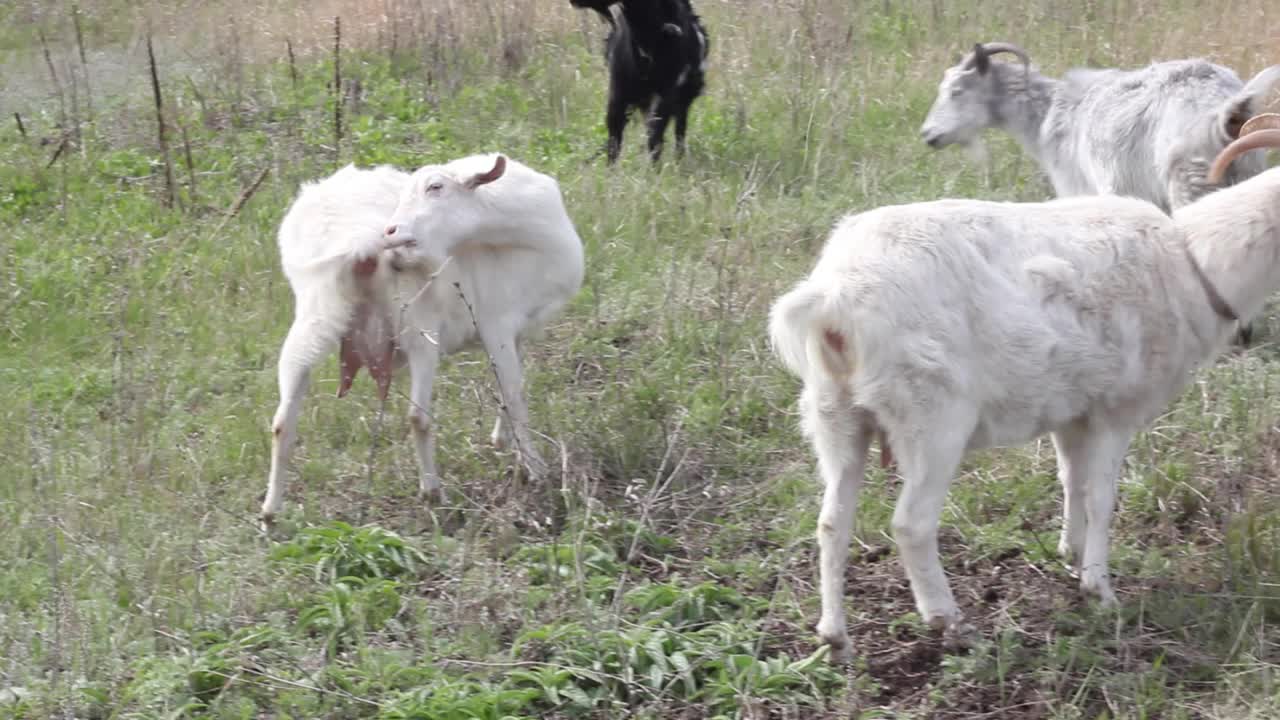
[{"x1": 569, "y1": 0, "x2": 709, "y2": 164}]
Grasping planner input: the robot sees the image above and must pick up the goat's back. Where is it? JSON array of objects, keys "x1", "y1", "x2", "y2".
[
  {"x1": 277, "y1": 164, "x2": 409, "y2": 286},
  {"x1": 791, "y1": 195, "x2": 1201, "y2": 448},
  {"x1": 1047, "y1": 59, "x2": 1257, "y2": 207}
]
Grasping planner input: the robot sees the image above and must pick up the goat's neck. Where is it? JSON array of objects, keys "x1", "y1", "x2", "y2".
[
  {"x1": 1177, "y1": 173, "x2": 1280, "y2": 339},
  {"x1": 989, "y1": 64, "x2": 1058, "y2": 165}
]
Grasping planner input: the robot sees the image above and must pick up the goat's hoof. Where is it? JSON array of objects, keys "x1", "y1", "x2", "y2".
[
  {"x1": 519, "y1": 455, "x2": 550, "y2": 483},
  {"x1": 924, "y1": 606, "x2": 963, "y2": 632},
  {"x1": 942, "y1": 621, "x2": 979, "y2": 650},
  {"x1": 820, "y1": 635, "x2": 855, "y2": 665},
  {"x1": 1093, "y1": 591, "x2": 1119, "y2": 610},
  {"x1": 259, "y1": 512, "x2": 292, "y2": 539},
  {"x1": 1079, "y1": 575, "x2": 1118, "y2": 608},
  {"x1": 1234, "y1": 320, "x2": 1254, "y2": 347},
  {"x1": 418, "y1": 486, "x2": 446, "y2": 506},
  {"x1": 1056, "y1": 539, "x2": 1084, "y2": 572}
]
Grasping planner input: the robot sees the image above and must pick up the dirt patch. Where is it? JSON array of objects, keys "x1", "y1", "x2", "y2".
[{"x1": 837, "y1": 541, "x2": 1065, "y2": 709}]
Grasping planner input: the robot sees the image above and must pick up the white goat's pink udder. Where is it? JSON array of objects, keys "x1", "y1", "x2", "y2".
[{"x1": 337, "y1": 302, "x2": 398, "y2": 401}]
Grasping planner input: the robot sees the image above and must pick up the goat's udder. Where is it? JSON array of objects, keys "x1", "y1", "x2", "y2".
[{"x1": 337, "y1": 303, "x2": 397, "y2": 401}]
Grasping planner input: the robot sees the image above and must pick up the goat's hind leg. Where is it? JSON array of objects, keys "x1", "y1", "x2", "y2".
[
  {"x1": 804, "y1": 383, "x2": 874, "y2": 664},
  {"x1": 890, "y1": 408, "x2": 975, "y2": 635},
  {"x1": 646, "y1": 96, "x2": 676, "y2": 164},
  {"x1": 1051, "y1": 425, "x2": 1087, "y2": 570},
  {"x1": 605, "y1": 93, "x2": 629, "y2": 164},
  {"x1": 673, "y1": 103, "x2": 691, "y2": 159},
  {"x1": 673, "y1": 75, "x2": 702, "y2": 159},
  {"x1": 263, "y1": 318, "x2": 338, "y2": 528}
]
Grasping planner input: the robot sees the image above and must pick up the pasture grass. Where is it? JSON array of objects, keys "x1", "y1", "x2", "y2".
[{"x1": 2, "y1": 0, "x2": 1279, "y2": 717}]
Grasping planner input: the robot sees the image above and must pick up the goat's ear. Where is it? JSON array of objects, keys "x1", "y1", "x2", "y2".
[
  {"x1": 464, "y1": 155, "x2": 507, "y2": 190},
  {"x1": 972, "y1": 43, "x2": 990, "y2": 74},
  {"x1": 1225, "y1": 109, "x2": 1248, "y2": 139}
]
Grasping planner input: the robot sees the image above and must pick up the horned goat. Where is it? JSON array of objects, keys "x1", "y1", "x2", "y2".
[
  {"x1": 569, "y1": 0, "x2": 709, "y2": 164},
  {"x1": 920, "y1": 43, "x2": 1280, "y2": 344},
  {"x1": 262, "y1": 154, "x2": 585, "y2": 526},
  {"x1": 768, "y1": 114, "x2": 1280, "y2": 664}
]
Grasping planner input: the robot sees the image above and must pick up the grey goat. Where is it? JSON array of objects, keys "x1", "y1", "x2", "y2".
[{"x1": 920, "y1": 41, "x2": 1280, "y2": 343}]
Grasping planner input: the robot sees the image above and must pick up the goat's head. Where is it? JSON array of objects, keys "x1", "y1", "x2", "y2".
[
  {"x1": 569, "y1": 0, "x2": 685, "y2": 34},
  {"x1": 920, "y1": 42, "x2": 1031, "y2": 150},
  {"x1": 568, "y1": 0, "x2": 620, "y2": 24},
  {"x1": 1208, "y1": 113, "x2": 1280, "y2": 184},
  {"x1": 383, "y1": 154, "x2": 508, "y2": 268}
]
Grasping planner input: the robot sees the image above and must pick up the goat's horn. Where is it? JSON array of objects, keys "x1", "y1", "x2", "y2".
[
  {"x1": 1241, "y1": 112, "x2": 1280, "y2": 135},
  {"x1": 1208, "y1": 128, "x2": 1280, "y2": 184},
  {"x1": 963, "y1": 41, "x2": 1031, "y2": 72}
]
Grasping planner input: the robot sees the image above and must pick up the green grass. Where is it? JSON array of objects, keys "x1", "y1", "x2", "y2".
[{"x1": 2, "y1": 0, "x2": 1280, "y2": 717}]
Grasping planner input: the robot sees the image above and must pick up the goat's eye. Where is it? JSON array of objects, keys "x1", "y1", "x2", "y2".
[{"x1": 426, "y1": 182, "x2": 444, "y2": 194}]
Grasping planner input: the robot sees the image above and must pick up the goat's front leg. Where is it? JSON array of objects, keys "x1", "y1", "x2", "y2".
[
  {"x1": 404, "y1": 330, "x2": 444, "y2": 504},
  {"x1": 480, "y1": 329, "x2": 546, "y2": 482},
  {"x1": 804, "y1": 385, "x2": 873, "y2": 664},
  {"x1": 890, "y1": 410, "x2": 974, "y2": 633},
  {"x1": 489, "y1": 338, "x2": 523, "y2": 451},
  {"x1": 1056, "y1": 422, "x2": 1134, "y2": 606},
  {"x1": 262, "y1": 319, "x2": 337, "y2": 528}
]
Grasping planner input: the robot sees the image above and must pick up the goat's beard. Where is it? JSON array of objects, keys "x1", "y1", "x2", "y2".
[
  {"x1": 386, "y1": 247, "x2": 434, "y2": 274},
  {"x1": 960, "y1": 136, "x2": 989, "y2": 167},
  {"x1": 390, "y1": 248, "x2": 453, "y2": 280}
]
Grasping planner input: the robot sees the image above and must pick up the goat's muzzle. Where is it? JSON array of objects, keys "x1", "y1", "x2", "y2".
[{"x1": 383, "y1": 224, "x2": 418, "y2": 248}]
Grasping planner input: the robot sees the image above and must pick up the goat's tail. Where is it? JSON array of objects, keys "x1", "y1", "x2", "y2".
[
  {"x1": 768, "y1": 279, "x2": 857, "y2": 382},
  {"x1": 1219, "y1": 64, "x2": 1280, "y2": 139}
]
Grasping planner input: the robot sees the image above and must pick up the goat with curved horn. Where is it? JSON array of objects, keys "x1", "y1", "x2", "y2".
[
  {"x1": 1209, "y1": 113, "x2": 1280, "y2": 183},
  {"x1": 964, "y1": 41, "x2": 1031, "y2": 77}
]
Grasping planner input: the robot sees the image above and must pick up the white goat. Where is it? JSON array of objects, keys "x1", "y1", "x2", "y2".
[
  {"x1": 769, "y1": 115, "x2": 1280, "y2": 664},
  {"x1": 262, "y1": 154, "x2": 585, "y2": 525},
  {"x1": 920, "y1": 43, "x2": 1280, "y2": 344}
]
